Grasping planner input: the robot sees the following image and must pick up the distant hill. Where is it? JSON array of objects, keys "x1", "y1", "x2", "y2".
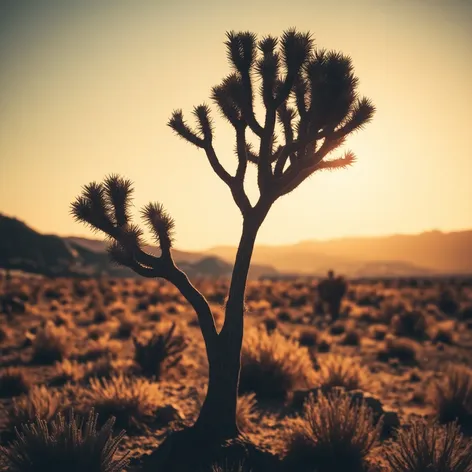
[
  {"x1": 206, "y1": 230, "x2": 472, "y2": 277},
  {"x1": 0, "y1": 214, "x2": 277, "y2": 279}
]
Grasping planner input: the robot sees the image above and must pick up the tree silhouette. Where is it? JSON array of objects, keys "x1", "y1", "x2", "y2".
[{"x1": 71, "y1": 28, "x2": 375, "y2": 462}]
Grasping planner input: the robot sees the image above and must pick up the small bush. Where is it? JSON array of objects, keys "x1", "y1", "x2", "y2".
[
  {"x1": 384, "y1": 420, "x2": 472, "y2": 472},
  {"x1": 31, "y1": 321, "x2": 70, "y2": 365},
  {"x1": 133, "y1": 322, "x2": 187, "y2": 379},
  {"x1": 285, "y1": 389, "x2": 381, "y2": 472},
  {"x1": 77, "y1": 374, "x2": 162, "y2": 433},
  {"x1": 391, "y1": 310, "x2": 429, "y2": 340},
  {"x1": 0, "y1": 409, "x2": 129, "y2": 472},
  {"x1": 317, "y1": 355, "x2": 367, "y2": 391},
  {"x1": 432, "y1": 365, "x2": 472, "y2": 433},
  {"x1": 0, "y1": 367, "x2": 31, "y2": 398},
  {"x1": 240, "y1": 327, "x2": 314, "y2": 401},
  {"x1": 298, "y1": 328, "x2": 319, "y2": 348},
  {"x1": 340, "y1": 329, "x2": 361, "y2": 346},
  {"x1": 378, "y1": 336, "x2": 418, "y2": 365}
]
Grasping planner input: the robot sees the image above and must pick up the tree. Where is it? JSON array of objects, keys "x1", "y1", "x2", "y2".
[{"x1": 71, "y1": 28, "x2": 375, "y2": 459}]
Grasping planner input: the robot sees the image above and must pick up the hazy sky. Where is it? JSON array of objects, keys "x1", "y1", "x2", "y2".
[{"x1": 1, "y1": 0, "x2": 471, "y2": 251}]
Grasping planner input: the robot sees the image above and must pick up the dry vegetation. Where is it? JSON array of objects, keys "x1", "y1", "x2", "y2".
[{"x1": 0, "y1": 273, "x2": 472, "y2": 471}]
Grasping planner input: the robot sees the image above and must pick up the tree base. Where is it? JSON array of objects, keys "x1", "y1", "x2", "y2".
[{"x1": 137, "y1": 425, "x2": 282, "y2": 472}]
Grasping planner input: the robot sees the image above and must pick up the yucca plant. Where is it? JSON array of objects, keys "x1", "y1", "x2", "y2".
[
  {"x1": 133, "y1": 322, "x2": 187, "y2": 379},
  {"x1": 71, "y1": 28, "x2": 374, "y2": 455},
  {"x1": 0, "y1": 409, "x2": 129, "y2": 472}
]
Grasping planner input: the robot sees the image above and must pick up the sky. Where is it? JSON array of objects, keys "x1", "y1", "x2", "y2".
[{"x1": 1, "y1": 0, "x2": 471, "y2": 251}]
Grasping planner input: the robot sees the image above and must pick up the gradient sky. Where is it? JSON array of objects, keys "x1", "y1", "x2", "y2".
[{"x1": 1, "y1": 0, "x2": 471, "y2": 251}]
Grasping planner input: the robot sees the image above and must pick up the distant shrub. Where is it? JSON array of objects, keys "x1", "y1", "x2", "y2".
[
  {"x1": 115, "y1": 315, "x2": 135, "y2": 339},
  {"x1": 317, "y1": 355, "x2": 367, "y2": 391},
  {"x1": 77, "y1": 374, "x2": 162, "y2": 433},
  {"x1": 31, "y1": 321, "x2": 70, "y2": 365},
  {"x1": 133, "y1": 322, "x2": 187, "y2": 380},
  {"x1": 316, "y1": 271, "x2": 347, "y2": 321},
  {"x1": 298, "y1": 328, "x2": 319, "y2": 348},
  {"x1": 391, "y1": 310, "x2": 429, "y2": 340},
  {"x1": 53, "y1": 359, "x2": 87, "y2": 385},
  {"x1": 378, "y1": 337, "x2": 418, "y2": 365},
  {"x1": 329, "y1": 321, "x2": 345, "y2": 335},
  {"x1": 437, "y1": 290, "x2": 459, "y2": 316},
  {"x1": 384, "y1": 420, "x2": 472, "y2": 472},
  {"x1": 0, "y1": 409, "x2": 129, "y2": 472},
  {"x1": 0, "y1": 367, "x2": 31, "y2": 398},
  {"x1": 284, "y1": 389, "x2": 381, "y2": 472},
  {"x1": 431, "y1": 365, "x2": 472, "y2": 433},
  {"x1": 240, "y1": 327, "x2": 314, "y2": 401},
  {"x1": 340, "y1": 329, "x2": 361, "y2": 346}
]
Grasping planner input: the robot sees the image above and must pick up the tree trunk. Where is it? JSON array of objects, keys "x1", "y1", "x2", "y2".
[{"x1": 194, "y1": 218, "x2": 262, "y2": 440}]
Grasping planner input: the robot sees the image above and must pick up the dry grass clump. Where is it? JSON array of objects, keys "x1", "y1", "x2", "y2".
[
  {"x1": 236, "y1": 394, "x2": 258, "y2": 433},
  {"x1": 240, "y1": 327, "x2": 314, "y2": 401},
  {"x1": 9, "y1": 386, "x2": 65, "y2": 431},
  {"x1": 391, "y1": 310, "x2": 429, "y2": 340},
  {"x1": 316, "y1": 355, "x2": 368, "y2": 391},
  {"x1": 30, "y1": 321, "x2": 70, "y2": 364},
  {"x1": 0, "y1": 409, "x2": 129, "y2": 472},
  {"x1": 431, "y1": 365, "x2": 472, "y2": 433},
  {"x1": 298, "y1": 327, "x2": 319, "y2": 348},
  {"x1": 384, "y1": 420, "x2": 472, "y2": 472},
  {"x1": 0, "y1": 367, "x2": 31, "y2": 398},
  {"x1": 53, "y1": 359, "x2": 88, "y2": 385},
  {"x1": 284, "y1": 389, "x2": 381, "y2": 472},
  {"x1": 77, "y1": 374, "x2": 163, "y2": 433},
  {"x1": 133, "y1": 322, "x2": 187, "y2": 380}
]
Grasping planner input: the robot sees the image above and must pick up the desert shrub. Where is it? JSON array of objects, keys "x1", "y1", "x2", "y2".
[
  {"x1": 262, "y1": 317, "x2": 277, "y2": 333},
  {"x1": 384, "y1": 420, "x2": 472, "y2": 472},
  {"x1": 284, "y1": 389, "x2": 381, "y2": 472},
  {"x1": 236, "y1": 394, "x2": 258, "y2": 433},
  {"x1": 437, "y1": 290, "x2": 459, "y2": 316},
  {"x1": 31, "y1": 321, "x2": 70, "y2": 365},
  {"x1": 9, "y1": 386, "x2": 65, "y2": 431},
  {"x1": 329, "y1": 321, "x2": 345, "y2": 335},
  {"x1": 0, "y1": 325, "x2": 12, "y2": 343},
  {"x1": 53, "y1": 359, "x2": 88, "y2": 385},
  {"x1": 77, "y1": 374, "x2": 162, "y2": 433},
  {"x1": 316, "y1": 355, "x2": 367, "y2": 391},
  {"x1": 460, "y1": 304, "x2": 472, "y2": 321},
  {"x1": 431, "y1": 365, "x2": 472, "y2": 433},
  {"x1": 298, "y1": 327, "x2": 319, "y2": 348},
  {"x1": 391, "y1": 310, "x2": 429, "y2": 340},
  {"x1": 211, "y1": 463, "x2": 248, "y2": 472},
  {"x1": 378, "y1": 336, "x2": 418, "y2": 365},
  {"x1": 0, "y1": 367, "x2": 31, "y2": 398},
  {"x1": 115, "y1": 315, "x2": 135, "y2": 339},
  {"x1": 133, "y1": 322, "x2": 187, "y2": 380},
  {"x1": 340, "y1": 329, "x2": 361, "y2": 346},
  {"x1": 0, "y1": 409, "x2": 129, "y2": 472},
  {"x1": 240, "y1": 327, "x2": 314, "y2": 401}
]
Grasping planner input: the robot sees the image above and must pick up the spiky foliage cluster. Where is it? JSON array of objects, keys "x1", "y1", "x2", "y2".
[
  {"x1": 285, "y1": 389, "x2": 381, "y2": 472},
  {"x1": 211, "y1": 463, "x2": 248, "y2": 472},
  {"x1": 133, "y1": 322, "x2": 187, "y2": 380},
  {"x1": 316, "y1": 354, "x2": 367, "y2": 391},
  {"x1": 391, "y1": 309, "x2": 429, "y2": 340},
  {"x1": 71, "y1": 174, "x2": 175, "y2": 277},
  {"x1": 9, "y1": 386, "x2": 65, "y2": 431},
  {"x1": 0, "y1": 367, "x2": 31, "y2": 398},
  {"x1": 431, "y1": 365, "x2": 472, "y2": 433},
  {"x1": 240, "y1": 327, "x2": 314, "y2": 401},
  {"x1": 77, "y1": 374, "x2": 162, "y2": 433},
  {"x1": 31, "y1": 321, "x2": 70, "y2": 365},
  {"x1": 384, "y1": 420, "x2": 472, "y2": 472},
  {"x1": 168, "y1": 30, "x2": 374, "y2": 210},
  {"x1": 0, "y1": 409, "x2": 129, "y2": 472}
]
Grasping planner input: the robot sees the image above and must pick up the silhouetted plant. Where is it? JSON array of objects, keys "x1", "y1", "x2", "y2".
[
  {"x1": 384, "y1": 420, "x2": 472, "y2": 472},
  {"x1": 316, "y1": 270, "x2": 348, "y2": 321},
  {"x1": 236, "y1": 394, "x2": 258, "y2": 433},
  {"x1": 437, "y1": 289, "x2": 459, "y2": 316},
  {"x1": 133, "y1": 322, "x2": 187, "y2": 379},
  {"x1": 71, "y1": 28, "x2": 375, "y2": 448},
  {"x1": 285, "y1": 389, "x2": 381, "y2": 472},
  {"x1": 77, "y1": 374, "x2": 162, "y2": 433},
  {"x1": 240, "y1": 327, "x2": 314, "y2": 401},
  {"x1": 378, "y1": 336, "x2": 418, "y2": 365},
  {"x1": 0, "y1": 409, "x2": 129, "y2": 472},
  {"x1": 0, "y1": 367, "x2": 31, "y2": 398},
  {"x1": 431, "y1": 365, "x2": 472, "y2": 433}
]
